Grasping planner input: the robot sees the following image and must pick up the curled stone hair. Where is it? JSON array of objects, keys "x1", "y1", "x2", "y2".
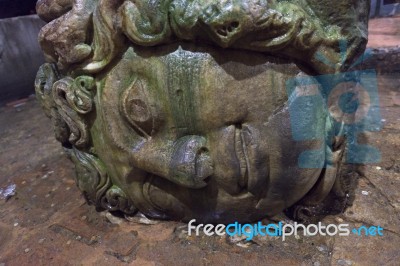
[
  {"x1": 35, "y1": 63, "x2": 136, "y2": 214},
  {"x1": 37, "y1": 0, "x2": 369, "y2": 75}
]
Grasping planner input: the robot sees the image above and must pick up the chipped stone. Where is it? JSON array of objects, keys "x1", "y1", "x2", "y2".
[
  {"x1": 125, "y1": 212, "x2": 159, "y2": 225},
  {"x1": 227, "y1": 234, "x2": 247, "y2": 244},
  {"x1": 0, "y1": 184, "x2": 16, "y2": 200},
  {"x1": 337, "y1": 259, "x2": 353, "y2": 266},
  {"x1": 105, "y1": 212, "x2": 123, "y2": 225},
  {"x1": 236, "y1": 242, "x2": 252, "y2": 248},
  {"x1": 317, "y1": 245, "x2": 328, "y2": 253},
  {"x1": 335, "y1": 217, "x2": 344, "y2": 223}
]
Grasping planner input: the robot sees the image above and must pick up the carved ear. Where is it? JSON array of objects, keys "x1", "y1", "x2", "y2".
[{"x1": 35, "y1": 64, "x2": 96, "y2": 149}]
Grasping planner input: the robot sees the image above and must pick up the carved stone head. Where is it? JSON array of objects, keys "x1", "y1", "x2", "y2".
[{"x1": 35, "y1": 0, "x2": 370, "y2": 223}]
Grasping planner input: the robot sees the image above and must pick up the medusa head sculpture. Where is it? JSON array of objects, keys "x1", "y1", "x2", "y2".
[{"x1": 35, "y1": 0, "x2": 370, "y2": 223}]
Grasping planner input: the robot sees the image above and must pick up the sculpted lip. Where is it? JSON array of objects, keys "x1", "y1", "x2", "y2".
[
  {"x1": 234, "y1": 125, "x2": 250, "y2": 189},
  {"x1": 233, "y1": 124, "x2": 268, "y2": 197}
]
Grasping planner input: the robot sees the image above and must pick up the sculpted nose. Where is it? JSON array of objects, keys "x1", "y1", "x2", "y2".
[
  {"x1": 210, "y1": 20, "x2": 241, "y2": 41},
  {"x1": 169, "y1": 136, "x2": 214, "y2": 188},
  {"x1": 199, "y1": 3, "x2": 246, "y2": 47},
  {"x1": 130, "y1": 135, "x2": 214, "y2": 189}
]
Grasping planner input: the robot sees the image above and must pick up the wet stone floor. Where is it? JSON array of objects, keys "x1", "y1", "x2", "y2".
[{"x1": 0, "y1": 74, "x2": 399, "y2": 265}]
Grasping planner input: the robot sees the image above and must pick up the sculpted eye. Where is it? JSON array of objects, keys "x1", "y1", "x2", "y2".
[
  {"x1": 127, "y1": 98, "x2": 151, "y2": 122},
  {"x1": 120, "y1": 79, "x2": 158, "y2": 138}
]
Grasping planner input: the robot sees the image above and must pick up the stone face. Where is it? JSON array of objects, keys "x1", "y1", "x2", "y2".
[{"x1": 34, "y1": 0, "x2": 371, "y2": 223}]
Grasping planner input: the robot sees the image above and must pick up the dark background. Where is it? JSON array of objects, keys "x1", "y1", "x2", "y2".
[
  {"x1": 0, "y1": 0, "x2": 44, "y2": 106},
  {"x1": 0, "y1": 0, "x2": 37, "y2": 19},
  {"x1": 384, "y1": 0, "x2": 400, "y2": 4}
]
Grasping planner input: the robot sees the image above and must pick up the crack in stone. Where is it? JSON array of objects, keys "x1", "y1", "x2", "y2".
[
  {"x1": 361, "y1": 175, "x2": 399, "y2": 213},
  {"x1": 104, "y1": 242, "x2": 140, "y2": 263},
  {"x1": 49, "y1": 224, "x2": 99, "y2": 246}
]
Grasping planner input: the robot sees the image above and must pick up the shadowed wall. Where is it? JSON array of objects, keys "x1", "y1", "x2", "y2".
[{"x1": 0, "y1": 15, "x2": 45, "y2": 104}]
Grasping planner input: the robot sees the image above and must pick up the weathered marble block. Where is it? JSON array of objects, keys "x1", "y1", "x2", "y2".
[{"x1": 34, "y1": 0, "x2": 370, "y2": 223}]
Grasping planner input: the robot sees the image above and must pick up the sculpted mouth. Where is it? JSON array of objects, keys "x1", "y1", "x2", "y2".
[
  {"x1": 234, "y1": 124, "x2": 250, "y2": 189},
  {"x1": 232, "y1": 124, "x2": 268, "y2": 197}
]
